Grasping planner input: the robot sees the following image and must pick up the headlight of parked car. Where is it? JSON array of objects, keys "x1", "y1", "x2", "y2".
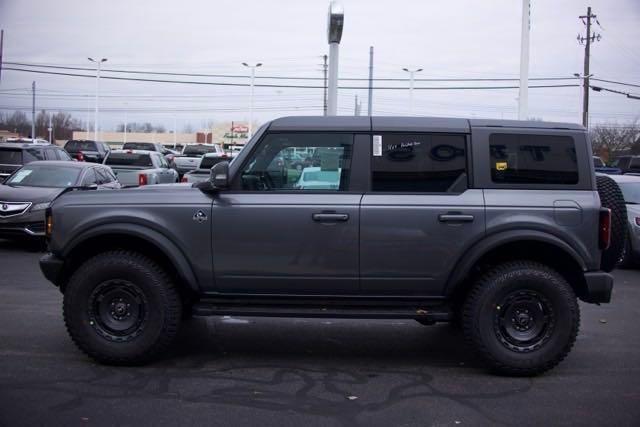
[{"x1": 31, "y1": 202, "x2": 51, "y2": 211}]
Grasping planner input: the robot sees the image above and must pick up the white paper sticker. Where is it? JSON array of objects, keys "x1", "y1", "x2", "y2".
[
  {"x1": 373, "y1": 135, "x2": 382, "y2": 156},
  {"x1": 10, "y1": 169, "x2": 32, "y2": 183}
]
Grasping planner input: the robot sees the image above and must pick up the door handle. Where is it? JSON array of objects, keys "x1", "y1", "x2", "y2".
[
  {"x1": 312, "y1": 213, "x2": 349, "y2": 222},
  {"x1": 438, "y1": 214, "x2": 474, "y2": 223}
]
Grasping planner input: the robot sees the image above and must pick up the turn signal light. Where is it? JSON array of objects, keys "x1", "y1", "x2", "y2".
[
  {"x1": 76, "y1": 151, "x2": 85, "y2": 161},
  {"x1": 181, "y1": 176, "x2": 188, "y2": 183},
  {"x1": 45, "y1": 208, "x2": 53, "y2": 239},
  {"x1": 599, "y1": 208, "x2": 611, "y2": 250},
  {"x1": 138, "y1": 174, "x2": 148, "y2": 186}
]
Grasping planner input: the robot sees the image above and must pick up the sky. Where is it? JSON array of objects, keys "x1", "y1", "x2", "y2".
[{"x1": 0, "y1": 0, "x2": 639, "y2": 133}]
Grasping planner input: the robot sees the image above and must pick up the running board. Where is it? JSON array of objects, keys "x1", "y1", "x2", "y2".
[{"x1": 192, "y1": 300, "x2": 452, "y2": 322}]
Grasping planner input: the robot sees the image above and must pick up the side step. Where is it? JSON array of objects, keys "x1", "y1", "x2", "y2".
[{"x1": 192, "y1": 299, "x2": 453, "y2": 323}]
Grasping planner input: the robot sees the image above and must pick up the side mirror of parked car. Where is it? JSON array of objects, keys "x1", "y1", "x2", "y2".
[{"x1": 211, "y1": 161, "x2": 229, "y2": 189}]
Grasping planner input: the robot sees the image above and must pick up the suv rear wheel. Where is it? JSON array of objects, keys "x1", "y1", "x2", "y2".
[
  {"x1": 63, "y1": 250, "x2": 182, "y2": 365},
  {"x1": 463, "y1": 261, "x2": 579, "y2": 376}
]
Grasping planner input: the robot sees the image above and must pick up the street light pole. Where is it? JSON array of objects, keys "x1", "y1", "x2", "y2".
[
  {"x1": 88, "y1": 57, "x2": 107, "y2": 142},
  {"x1": 242, "y1": 62, "x2": 262, "y2": 139},
  {"x1": 402, "y1": 67, "x2": 422, "y2": 115}
]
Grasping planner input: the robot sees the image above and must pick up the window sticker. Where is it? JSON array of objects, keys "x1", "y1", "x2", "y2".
[
  {"x1": 373, "y1": 135, "x2": 382, "y2": 156},
  {"x1": 496, "y1": 161, "x2": 508, "y2": 171},
  {"x1": 10, "y1": 169, "x2": 33, "y2": 183}
]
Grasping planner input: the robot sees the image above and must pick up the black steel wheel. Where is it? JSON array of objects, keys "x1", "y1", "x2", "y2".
[
  {"x1": 463, "y1": 261, "x2": 579, "y2": 376},
  {"x1": 88, "y1": 280, "x2": 148, "y2": 342}
]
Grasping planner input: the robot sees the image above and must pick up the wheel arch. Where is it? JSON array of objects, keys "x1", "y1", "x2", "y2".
[
  {"x1": 445, "y1": 230, "x2": 589, "y2": 302},
  {"x1": 58, "y1": 224, "x2": 200, "y2": 295}
]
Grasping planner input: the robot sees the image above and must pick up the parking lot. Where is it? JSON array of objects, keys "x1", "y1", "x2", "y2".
[{"x1": 0, "y1": 240, "x2": 638, "y2": 426}]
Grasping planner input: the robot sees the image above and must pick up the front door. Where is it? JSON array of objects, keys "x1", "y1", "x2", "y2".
[{"x1": 212, "y1": 132, "x2": 361, "y2": 294}]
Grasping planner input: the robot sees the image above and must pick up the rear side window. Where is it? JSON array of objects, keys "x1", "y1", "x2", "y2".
[
  {"x1": 122, "y1": 143, "x2": 157, "y2": 151},
  {"x1": 65, "y1": 141, "x2": 97, "y2": 152},
  {"x1": 372, "y1": 133, "x2": 467, "y2": 193},
  {"x1": 105, "y1": 153, "x2": 153, "y2": 167},
  {"x1": 489, "y1": 134, "x2": 578, "y2": 184},
  {"x1": 0, "y1": 149, "x2": 23, "y2": 165}
]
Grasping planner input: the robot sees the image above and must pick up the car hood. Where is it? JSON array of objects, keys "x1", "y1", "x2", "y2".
[
  {"x1": 626, "y1": 204, "x2": 640, "y2": 216},
  {"x1": 0, "y1": 185, "x2": 64, "y2": 203}
]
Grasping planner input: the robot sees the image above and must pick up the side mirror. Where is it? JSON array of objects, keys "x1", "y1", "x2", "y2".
[{"x1": 210, "y1": 161, "x2": 229, "y2": 189}]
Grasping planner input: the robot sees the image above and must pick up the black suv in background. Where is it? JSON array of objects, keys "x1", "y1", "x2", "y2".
[
  {"x1": 63, "y1": 140, "x2": 111, "y2": 163},
  {"x1": 0, "y1": 143, "x2": 72, "y2": 181},
  {"x1": 612, "y1": 155, "x2": 640, "y2": 174}
]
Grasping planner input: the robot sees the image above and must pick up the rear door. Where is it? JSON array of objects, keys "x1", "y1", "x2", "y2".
[{"x1": 360, "y1": 132, "x2": 485, "y2": 296}]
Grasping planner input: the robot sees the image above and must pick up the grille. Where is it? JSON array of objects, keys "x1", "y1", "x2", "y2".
[{"x1": 0, "y1": 201, "x2": 32, "y2": 218}]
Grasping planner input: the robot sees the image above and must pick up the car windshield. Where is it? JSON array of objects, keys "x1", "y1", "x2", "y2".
[
  {"x1": 183, "y1": 145, "x2": 218, "y2": 155},
  {"x1": 65, "y1": 141, "x2": 97, "y2": 151},
  {"x1": 105, "y1": 153, "x2": 153, "y2": 167},
  {"x1": 4, "y1": 164, "x2": 81, "y2": 188},
  {"x1": 122, "y1": 143, "x2": 157, "y2": 151},
  {"x1": 618, "y1": 182, "x2": 640, "y2": 204},
  {"x1": 0, "y1": 149, "x2": 23, "y2": 165}
]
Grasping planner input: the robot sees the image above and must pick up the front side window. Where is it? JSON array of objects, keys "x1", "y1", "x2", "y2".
[
  {"x1": 490, "y1": 134, "x2": 578, "y2": 184},
  {"x1": 240, "y1": 133, "x2": 353, "y2": 191},
  {"x1": 372, "y1": 133, "x2": 467, "y2": 193}
]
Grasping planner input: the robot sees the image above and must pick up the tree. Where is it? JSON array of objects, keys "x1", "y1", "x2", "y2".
[
  {"x1": 0, "y1": 110, "x2": 31, "y2": 136},
  {"x1": 590, "y1": 120, "x2": 640, "y2": 162}
]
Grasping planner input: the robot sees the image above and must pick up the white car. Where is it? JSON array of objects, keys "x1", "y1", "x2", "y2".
[
  {"x1": 6, "y1": 137, "x2": 50, "y2": 145},
  {"x1": 294, "y1": 167, "x2": 342, "y2": 190},
  {"x1": 103, "y1": 149, "x2": 178, "y2": 186},
  {"x1": 172, "y1": 143, "x2": 224, "y2": 175},
  {"x1": 181, "y1": 153, "x2": 231, "y2": 184}
]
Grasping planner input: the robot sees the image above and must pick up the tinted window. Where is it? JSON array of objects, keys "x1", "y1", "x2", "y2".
[
  {"x1": 122, "y1": 143, "x2": 158, "y2": 151},
  {"x1": 95, "y1": 168, "x2": 113, "y2": 184},
  {"x1": 240, "y1": 133, "x2": 352, "y2": 191},
  {"x1": 65, "y1": 141, "x2": 97, "y2": 152},
  {"x1": 81, "y1": 169, "x2": 97, "y2": 186},
  {"x1": 105, "y1": 153, "x2": 153, "y2": 167},
  {"x1": 0, "y1": 149, "x2": 22, "y2": 165},
  {"x1": 5, "y1": 164, "x2": 81, "y2": 188},
  {"x1": 630, "y1": 158, "x2": 640, "y2": 170},
  {"x1": 56, "y1": 149, "x2": 72, "y2": 161},
  {"x1": 372, "y1": 133, "x2": 467, "y2": 193},
  {"x1": 200, "y1": 156, "x2": 227, "y2": 169},
  {"x1": 593, "y1": 157, "x2": 605, "y2": 168},
  {"x1": 44, "y1": 148, "x2": 57, "y2": 160},
  {"x1": 490, "y1": 134, "x2": 578, "y2": 184},
  {"x1": 25, "y1": 149, "x2": 44, "y2": 161},
  {"x1": 183, "y1": 145, "x2": 219, "y2": 156}
]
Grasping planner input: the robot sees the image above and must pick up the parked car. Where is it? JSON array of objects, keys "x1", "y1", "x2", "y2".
[
  {"x1": 608, "y1": 174, "x2": 640, "y2": 267},
  {"x1": 121, "y1": 142, "x2": 178, "y2": 163},
  {"x1": 294, "y1": 166, "x2": 341, "y2": 189},
  {"x1": 103, "y1": 149, "x2": 178, "y2": 186},
  {"x1": 63, "y1": 140, "x2": 111, "y2": 163},
  {"x1": 0, "y1": 161, "x2": 119, "y2": 240},
  {"x1": 40, "y1": 116, "x2": 623, "y2": 376},
  {"x1": 173, "y1": 143, "x2": 225, "y2": 176},
  {"x1": 612, "y1": 155, "x2": 640, "y2": 175},
  {"x1": 5, "y1": 137, "x2": 51, "y2": 145},
  {"x1": 0, "y1": 143, "x2": 72, "y2": 182},
  {"x1": 181, "y1": 153, "x2": 230, "y2": 184},
  {"x1": 593, "y1": 156, "x2": 622, "y2": 175}
]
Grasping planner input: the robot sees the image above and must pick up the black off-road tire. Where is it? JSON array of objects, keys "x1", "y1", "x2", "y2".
[
  {"x1": 463, "y1": 261, "x2": 579, "y2": 376},
  {"x1": 596, "y1": 174, "x2": 627, "y2": 272},
  {"x1": 63, "y1": 250, "x2": 182, "y2": 365},
  {"x1": 618, "y1": 233, "x2": 636, "y2": 269}
]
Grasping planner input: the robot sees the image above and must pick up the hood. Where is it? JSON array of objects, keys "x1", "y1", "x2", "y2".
[
  {"x1": 626, "y1": 204, "x2": 640, "y2": 217},
  {"x1": 0, "y1": 184, "x2": 64, "y2": 204}
]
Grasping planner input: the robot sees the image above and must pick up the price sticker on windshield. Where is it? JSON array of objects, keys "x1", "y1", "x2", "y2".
[{"x1": 373, "y1": 135, "x2": 382, "y2": 156}]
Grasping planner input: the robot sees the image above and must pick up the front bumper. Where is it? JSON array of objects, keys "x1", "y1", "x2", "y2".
[
  {"x1": 39, "y1": 252, "x2": 64, "y2": 286},
  {"x1": 0, "y1": 209, "x2": 46, "y2": 238},
  {"x1": 582, "y1": 271, "x2": 614, "y2": 303}
]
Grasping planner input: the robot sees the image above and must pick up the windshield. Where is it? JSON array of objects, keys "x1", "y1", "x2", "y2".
[
  {"x1": 183, "y1": 145, "x2": 219, "y2": 155},
  {"x1": 0, "y1": 149, "x2": 23, "y2": 165},
  {"x1": 105, "y1": 153, "x2": 153, "y2": 167},
  {"x1": 122, "y1": 143, "x2": 158, "y2": 151},
  {"x1": 618, "y1": 182, "x2": 640, "y2": 204},
  {"x1": 65, "y1": 141, "x2": 97, "y2": 151},
  {"x1": 5, "y1": 164, "x2": 81, "y2": 188}
]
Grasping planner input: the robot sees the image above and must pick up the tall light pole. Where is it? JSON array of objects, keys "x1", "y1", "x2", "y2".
[
  {"x1": 123, "y1": 101, "x2": 128, "y2": 144},
  {"x1": 518, "y1": 0, "x2": 530, "y2": 120},
  {"x1": 402, "y1": 67, "x2": 422, "y2": 115},
  {"x1": 242, "y1": 62, "x2": 262, "y2": 139},
  {"x1": 327, "y1": 2, "x2": 344, "y2": 116},
  {"x1": 88, "y1": 57, "x2": 107, "y2": 142}
]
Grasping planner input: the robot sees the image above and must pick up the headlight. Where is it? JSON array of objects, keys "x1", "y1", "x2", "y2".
[{"x1": 31, "y1": 202, "x2": 51, "y2": 211}]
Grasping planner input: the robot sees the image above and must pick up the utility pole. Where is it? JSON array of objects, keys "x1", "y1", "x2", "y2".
[
  {"x1": 31, "y1": 81, "x2": 35, "y2": 139},
  {"x1": 518, "y1": 0, "x2": 530, "y2": 120},
  {"x1": 354, "y1": 95, "x2": 358, "y2": 116},
  {"x1": 327, "y1": 2, "x2": 344, "y2": 115},
  {"x1": 402, "y1": 68, "x2": 422, "y2": 115},
  {"x1": 0, "y1": 30, "x2": 4, "y2": 83},
  {"x1": 578, "y1": 7, "x2": 601, "y2": 128},
  {"x1": 48, "y1": 113, "x2": 52, "y2": 144},
  {"x1": 367, "y1": 46, "x2": 374, "y2": 116},
  {"x1": 88, "y1": 57, "x2": 107, "y2": 142},
  {"x1": 322, "y1": 54, "x2": 328, "y2": 116},
  {"x1": 123, "y1": 102, "x2": 128, "y2": 144}
]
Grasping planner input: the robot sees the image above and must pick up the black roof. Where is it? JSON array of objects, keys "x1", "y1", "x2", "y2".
[
  {"x1": 26, "y1": 160, "x2": 99, "y2": 169},
  {"x1": 267, "y1": 116, "x2": 584, "y2": 132}
]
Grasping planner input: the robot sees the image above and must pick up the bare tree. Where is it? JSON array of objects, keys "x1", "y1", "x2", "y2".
[{"x1": 590, "y1": 120, "x2": 640, "y2": 161}]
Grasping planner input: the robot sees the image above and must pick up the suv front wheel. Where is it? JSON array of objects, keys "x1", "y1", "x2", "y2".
[
  {"x1": 463, "y1": 261, "x2": 579, "y2": 376},
  {"x1": 63, "y1": 250, "x2": 182, "y2": 365}
]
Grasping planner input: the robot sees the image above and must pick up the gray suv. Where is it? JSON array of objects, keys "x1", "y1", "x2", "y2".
[{"x1": 39, "y1": 117, "x2": 621, "y2": 376}]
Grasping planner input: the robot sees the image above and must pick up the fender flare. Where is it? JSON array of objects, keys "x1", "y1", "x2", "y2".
[
  {"x1": 444, "y1": 229, "x2": 587, "y2": 296},
  {"x1": 62, "y1": 223, "x2": 200, "y2": 293}
]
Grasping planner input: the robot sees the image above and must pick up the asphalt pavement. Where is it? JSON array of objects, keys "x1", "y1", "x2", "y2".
[{"x1": 0, "y1": 239, "x2": 639, "y2": 426}]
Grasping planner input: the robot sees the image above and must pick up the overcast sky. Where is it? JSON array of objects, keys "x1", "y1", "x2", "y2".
[{"x1": 1, "y1": 0, "x2": 639, "y2": 132}]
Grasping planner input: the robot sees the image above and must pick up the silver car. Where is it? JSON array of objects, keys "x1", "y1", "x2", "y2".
[
  {"x1": 104, "y1": 150, "x2": 178, "y2": 186},
  {"x1": 609, "y1": 174, "x2": 640, "y2": 267},
  {"x1": 181, "y1": 153, "x2": 232, "y2": 184}
]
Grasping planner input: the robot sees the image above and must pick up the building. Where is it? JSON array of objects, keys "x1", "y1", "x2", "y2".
[{"x1": 0, "y1": 130, "x2": 20, "y2": 142}]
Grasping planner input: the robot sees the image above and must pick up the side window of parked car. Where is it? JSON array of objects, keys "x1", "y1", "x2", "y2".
[
  {"x1": 81, "y1": 168, "x2": 97, "y2": 186},
  {"x1": 56, "y1": 149, "x2": 72, "y2": 160},
  {"x1": 96, "y1": 168, "x2": 113, "y2": 184},
  {"x1": 371, "y1": 133, "x2": 468, "y2": 193},
  {"x1": 239, "y1": 133, "x2": 353, "y2": 191},
  {"x1": 44, "y1": 148, "x2": 58, "y2": 160},
  {"x1": 489, "y1": 134, "x2": 578, "y2": 184},
  {"x1": 158, "y1": 154, "x2": 170, "y2": 169}
]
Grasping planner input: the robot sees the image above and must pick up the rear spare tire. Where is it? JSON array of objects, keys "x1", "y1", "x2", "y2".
[{"x1": 596, "y1": 174, "x2": 627, "y2": 272}]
